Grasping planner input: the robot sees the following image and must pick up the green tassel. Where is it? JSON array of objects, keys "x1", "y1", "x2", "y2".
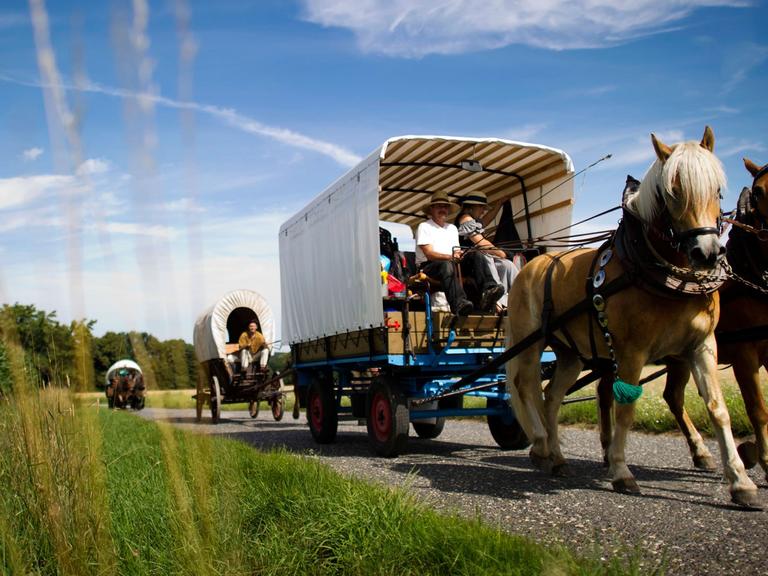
[{"x1": 613, "y1": 379, "x2": 643, "y2": 404}]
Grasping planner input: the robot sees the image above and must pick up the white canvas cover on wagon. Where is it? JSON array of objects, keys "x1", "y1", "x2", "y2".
[
  {"x1": 104, "y1": 359, "x2": 142, "y2": 386},
  {"x1": 193, "y1": 289, "x2": 276, "y2": 363},
  {"x1": 279, "y1": 135, "x2": 575, "y2": 347}
]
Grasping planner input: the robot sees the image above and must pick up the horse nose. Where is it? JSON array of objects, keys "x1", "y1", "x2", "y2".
[{"x1": 688, "y1": 235, "x2": 722, "y2": 268}]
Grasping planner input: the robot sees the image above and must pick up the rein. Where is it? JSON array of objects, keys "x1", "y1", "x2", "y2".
[{"x1": 722, "y1": 216, "x2": 768, "y2": 241}]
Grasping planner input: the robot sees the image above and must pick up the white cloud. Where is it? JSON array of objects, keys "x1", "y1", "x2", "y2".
[
  {"x1": 22, "y1": 147, "x2": 44, "y2": 161},
  {"x1": 0, "y1": 12, "x2": 26, "y2": 29},
  {"x1": 301, "y1": 0, "x2": 749, "y2": 56},
  {"x1": 717, "y1": 139, "x2": 767, "y2": 159},
  {"x1": 76, "y1": 158, "x2": 110, "y2": 176},
  {"x1": 0, "y1": 74, "x2": 362, "y2": 168},
  {"x1": 0, "y1": 174, "x2": 72, "y2": 210},
  {"x1": 87, "y1": 221, "x2": 179, "y2": 239},
  {"x1": 0, "y1": 207, "x2": 291, "y2": 342},
  {"x1": 722, "y1": 42, "x2": 768, "y2": 93},
  {"x1": 156, "y1": 197, "x2": 206, "y2": 213},
  {"x1": 501, "y1": 122, "x2": 547, "y2": 142},
  {"x1": 605, "y1": 130, "x2": 685, "y2": 168}
]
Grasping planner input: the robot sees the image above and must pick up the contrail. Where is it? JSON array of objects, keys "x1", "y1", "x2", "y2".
[{"x1": 0, "y1": 73, "x2": 363, "y2": 168}]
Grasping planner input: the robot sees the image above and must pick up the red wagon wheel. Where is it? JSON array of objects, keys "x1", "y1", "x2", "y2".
[
  {"x1": 306, "y1": 377, "x2": 337, "y2": 443},
  {"x1": 366, "y1": 377, "x2": 409, "y2": 457}
]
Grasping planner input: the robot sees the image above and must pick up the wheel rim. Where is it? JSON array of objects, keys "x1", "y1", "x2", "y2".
[
  {"x1": 371, "y1": 392, "x2": 392, "y2": 442},
  {"x1": 309, "y1": 392, "x2": 323, "y2": 430}
]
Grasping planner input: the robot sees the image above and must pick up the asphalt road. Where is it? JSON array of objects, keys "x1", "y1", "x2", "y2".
[{"x1": 137, "y1": 408, "x2": 767, "y2": 576}]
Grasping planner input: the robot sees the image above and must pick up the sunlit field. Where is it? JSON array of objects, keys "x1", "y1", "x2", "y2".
[
  {"x1": 122, "y1": 369, "x2": 765, "y2": 440},
  {"x1": 1, "y1": 380, "x2": 642, "y2": 575}
]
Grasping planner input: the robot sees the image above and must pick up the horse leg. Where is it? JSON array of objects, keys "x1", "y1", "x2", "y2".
[
  {"x1": 733, "y1": 355, "x2": 768, "y2": 482},
  {"x1": 508, "y1": 346, "x2": 551, "y2": 472},
  {"x1": 608, "y1": 361, "x2": 644, "y2": 494},
  {"x1": 543, "y1": 351, "x2": 583, "y2": 476},
  {"x1": 596, "y1": 373, "x2": 614, "y2": 466},
  {"x1": 689, "y1": 336, "x2": 760, "y2": 508},
  {"x1": 662, "y1": 358, "x2": 717, "y2": 470}
]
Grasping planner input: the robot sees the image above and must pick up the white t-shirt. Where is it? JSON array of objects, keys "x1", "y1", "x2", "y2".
[{"x1": 415, "y1": 219, "x2": 460, "y2": 265}]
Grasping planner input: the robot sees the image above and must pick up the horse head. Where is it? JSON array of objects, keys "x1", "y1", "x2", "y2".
[
  {"x1": 744, "y1": 157, "x2": 768, "y2": 222},
  {"x1": 636, "y1": 126, "x2": 725, "y2": 268}
]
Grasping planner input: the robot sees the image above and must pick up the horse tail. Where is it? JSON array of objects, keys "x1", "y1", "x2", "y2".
[{"x1": 504, "y1": 329, "x2": 536, "y2": 441}]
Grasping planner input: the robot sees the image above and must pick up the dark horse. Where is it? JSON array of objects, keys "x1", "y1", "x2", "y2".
[
  {"x1": 506, "y1": 127, "x2": 760, "y2": 508},
  {"x1": 600, "y1": 158, "x2": 768, "y2": 487}
]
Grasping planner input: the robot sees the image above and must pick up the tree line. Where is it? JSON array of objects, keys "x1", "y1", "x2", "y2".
[{"x1": 0, "y1": 303, "x2": 199, "y2": 393}]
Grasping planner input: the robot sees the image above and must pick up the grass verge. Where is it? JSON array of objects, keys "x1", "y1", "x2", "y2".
[{"x1": 1, "y1": 387, "x2": 644, "y2": 576}]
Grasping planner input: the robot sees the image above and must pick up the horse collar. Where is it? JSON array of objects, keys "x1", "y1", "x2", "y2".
[{"x1": 615, "y1": 208, "x2": 726, "y2": 296}]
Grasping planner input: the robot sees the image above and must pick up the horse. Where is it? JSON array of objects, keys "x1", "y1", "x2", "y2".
[
  {"x1": 600, "y1": 158, "x2": 768, "y2": 486},
  {"x1": 505, "y1": 126, "x2": 760, "y2": 508}
]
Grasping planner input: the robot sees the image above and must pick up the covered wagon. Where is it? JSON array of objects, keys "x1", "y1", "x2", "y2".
[
  {"x1": 193, "y1": 289, "x2": 286, "y2": 423},
  {"x1": 105, "y1": 359, "x2": 145, "y2": 410},
  {"x1": 280, "y1": 134, "x2": 573, "y2": 455}
]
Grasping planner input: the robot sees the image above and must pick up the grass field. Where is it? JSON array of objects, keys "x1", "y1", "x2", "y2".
[
  {"x1": 0, "y1": 386, "x2": 644, "y2": 576},
  {"x1": 124, "y1": 366, "x2": 765, "y2": 439}
]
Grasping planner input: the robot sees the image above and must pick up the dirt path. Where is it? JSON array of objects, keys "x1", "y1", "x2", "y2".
[{"x1": 137, "y1": 408, "x2": 767, "y2": 576}]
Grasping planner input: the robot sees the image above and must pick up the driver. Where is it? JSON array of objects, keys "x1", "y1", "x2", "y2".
[{"x1": 238, "y1": 320, "x2": 269, "y2": 375}]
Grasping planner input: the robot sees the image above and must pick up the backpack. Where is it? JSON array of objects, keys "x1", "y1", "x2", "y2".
[{"x1": 379, "y1": 227, "x2": 405, "y2": 281}]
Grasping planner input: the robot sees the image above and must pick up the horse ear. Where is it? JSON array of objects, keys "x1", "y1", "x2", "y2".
[
  {"x1": 744, "y1": 157, "x2": 760, "y2": 178},
  {"x1": 651, "y1": 133, "x2": 672, "y2": 162},
  {"x1": 700, "y1": 125, "x2": 715, "y2": 152}
]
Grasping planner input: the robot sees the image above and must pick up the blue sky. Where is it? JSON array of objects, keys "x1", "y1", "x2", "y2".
[{"x1": 0, "y1": 0, "x2": 766, "y2": 344}]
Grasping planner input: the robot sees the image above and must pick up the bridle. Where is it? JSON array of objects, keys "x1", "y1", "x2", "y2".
[
  {"x1": 653, "y1": 184, "x2": 722, "y2": 251},
  {"x1": 722, "y1": 167, "x2": 768, "y2": 242}
]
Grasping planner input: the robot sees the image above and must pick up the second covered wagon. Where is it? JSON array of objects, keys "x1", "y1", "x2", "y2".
[{"x1": 192, "y1": 289, "x2": 288, "y2": 423}]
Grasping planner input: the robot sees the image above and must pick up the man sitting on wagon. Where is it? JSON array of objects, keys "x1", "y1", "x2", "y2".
[
  {"x1": 416, "y1": 192, "x2": 504, "y2": 316},
  {"x1": 238, "y1": 319, "x2": 269, "y2": 376}
]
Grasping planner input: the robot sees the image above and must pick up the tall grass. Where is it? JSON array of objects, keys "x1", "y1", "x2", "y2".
[{"x1": 1, "y1": 380, "x2": 642, "y2": 574}]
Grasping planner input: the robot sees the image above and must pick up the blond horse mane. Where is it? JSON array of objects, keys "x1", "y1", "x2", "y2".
[{"x1": 630, "y1": 140, "x2": 726, "y2": 222}]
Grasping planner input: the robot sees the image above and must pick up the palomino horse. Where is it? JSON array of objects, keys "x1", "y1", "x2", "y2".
[
  {"x1": 505, "y1": 127, "x2": 760, "y2": 508},
  {"x1": 604, "y1": 158, "x2": 768, "y2": 486}
]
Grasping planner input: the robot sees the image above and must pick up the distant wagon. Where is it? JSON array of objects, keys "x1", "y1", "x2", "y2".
[
  {"x1": 105, "y1": 359, "x2": 145, "y2": 410},
  {"x1": 193, "y1": 289, "x2": 286, "y2": 423}
]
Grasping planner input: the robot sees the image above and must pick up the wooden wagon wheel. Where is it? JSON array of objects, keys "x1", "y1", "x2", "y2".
[
  {"x1": 210, "y1": 375, "x2": 222, "y2": 424},
  {"x1": 248, "y1": 400, "x2": 260, "y2": 418},
  {"x1": 271, "y1": 395, "x2": 284, "y2": 421}
]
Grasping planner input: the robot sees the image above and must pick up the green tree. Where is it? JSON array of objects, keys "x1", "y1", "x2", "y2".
[{"x1": 0, "y1": 303, "x2": 94, "y2": 388}]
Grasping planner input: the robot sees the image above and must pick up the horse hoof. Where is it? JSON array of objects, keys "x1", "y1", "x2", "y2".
[
  {"x1": 730, "y1": 489, "x2": 763, "y2": 510},
  {"x1": 737, "y1": 441, "x2": 758, "y2": 470},
  {"x1": 693, "y1": 455, "x2": 717, "y2": 471},
  {"x1": 551, "y1": 463, "x2": 572, "y2": 477},
  {"x1": 530, "y1": 453, "x2": 552, "y2": 473},
  {"x1": 612, "y1": 477, "x2": 641, "y2": 494}
]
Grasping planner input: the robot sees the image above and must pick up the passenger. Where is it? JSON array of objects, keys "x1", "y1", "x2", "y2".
[
  {"x1": 415, "y1": 192, "x2": 504, "y2": 315},
  {"x1": 238, "y1": 320, "x2": 269, "y2": 375},
  {"x1": 456, "y1": 191, "x2": 521, "y2": 313}
]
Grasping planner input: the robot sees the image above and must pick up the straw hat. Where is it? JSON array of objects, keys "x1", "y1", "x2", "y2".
[
  {"x1": 423, "y1": 192, "x2": 458, "y2": 215},
  {"x1": 460, "y1": 191, "x2": 489, "y2": 206}
]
